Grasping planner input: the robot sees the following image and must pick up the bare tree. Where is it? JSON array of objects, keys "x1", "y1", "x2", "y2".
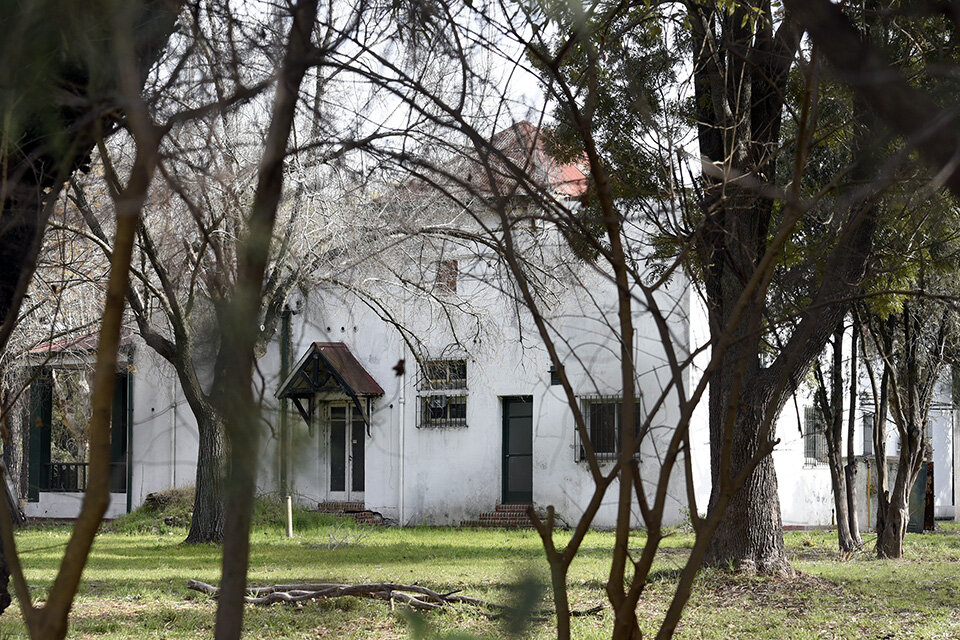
[
  {"x1": 811, "y1": 321, "x2": 861, "y2": 552},
  {"x1": 862, "y1": 285, "x2": 959, "y2": 558}
]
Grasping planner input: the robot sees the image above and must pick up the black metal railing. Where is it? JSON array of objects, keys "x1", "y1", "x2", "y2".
[
  {"x1": 42, "y1": 462, "x2": 127, "y2": 493},
  {"x1": 44, "y1": 462, "x2": 88, "y2": 492},
  {"x1": 575, "y1": 396, "x2": 642, "y2": 462},
  {"x1": 416, "y1": 394, "x2": 468, "y2": 428}
]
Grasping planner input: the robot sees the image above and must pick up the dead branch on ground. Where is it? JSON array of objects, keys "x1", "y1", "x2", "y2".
[{"x1": 186, "y1": 579, "x2": 604, "y2": 618}]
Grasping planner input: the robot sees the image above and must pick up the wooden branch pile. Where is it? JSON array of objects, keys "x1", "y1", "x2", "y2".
[{"x1": 186, "y1": 579, "x2": 603, "y2": 619}]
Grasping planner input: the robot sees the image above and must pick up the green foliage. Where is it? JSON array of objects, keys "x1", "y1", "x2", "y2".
[
  {"x1": 103, "y1": 487, "x2": 195, "y2": 535},
  {"x1": 0, "y1": 0, "x2": 137, "y2": 161},
  {"x1": 528, "y1": 2, "x2": 685, "y2": 260}
]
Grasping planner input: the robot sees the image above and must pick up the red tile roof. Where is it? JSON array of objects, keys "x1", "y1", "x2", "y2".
[{"x1": 461, "y1": 121, "x2": 589, "y2": 199}]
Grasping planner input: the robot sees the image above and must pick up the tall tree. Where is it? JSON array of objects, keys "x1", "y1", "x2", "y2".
[
  {"x1": 0, "y1": 0, "x2": 184, "y2": 619},
  {"x1": 672, "y1": 1, "x2": 885, "y2": 573}
]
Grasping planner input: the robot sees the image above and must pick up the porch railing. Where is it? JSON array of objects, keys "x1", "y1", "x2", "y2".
[
  {"x1": 44, "y1": 462, "x2": 88, "y2": 492},
  {"x1": 43, "y1": 462, "x2": 127, "y2": 493}
]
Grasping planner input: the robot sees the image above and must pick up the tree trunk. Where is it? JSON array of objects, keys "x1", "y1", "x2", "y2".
[
  {"x1": 877, "y1": 474, "x2": 909, "y2": 558},
  {"x1": 843, "y1": 464, "x2": 861, "y2": 546},
  {"x1": 826, "y1": 448, "x2": 854, "y2": 551},
  {"x1": 876, "y1": 436, "x2": 921, "y2": 559},
  {"x1": 821, "y1": 326, "x2": 854, "y2": 552},
  {"x1": 845, "y1": 317, "x2": 862, "y2": 547},
  {"x1": 549, "y1": 562, "x2": 570, "y2": 640},
  {"x1": 704, "y1": 379, "x2": 792, "y2": 574},
  {"x1": 704, "y1": 458, "x2": 790, "y2": 573},
  {"x1": 873, "y1": 363, "x2": 891, "y2": 535},
  {"x1": 1, "y1": 388, "x2": 21, "y2": 498},
  {"x1": 185, "y1": 410, "x2": 225, "y2": 544},
  {"x1": 0, "y1": 388, "x2": 14, "y2": 615}
]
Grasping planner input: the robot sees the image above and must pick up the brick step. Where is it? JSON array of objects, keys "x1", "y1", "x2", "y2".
[
  {"x1": 479, "y1": 513, "x2": 530, "y2": 521},
  {"x1": 353, "y1": 511, "x2": 384, "y2": 525},
  {"x1": 494, "y1": 503, "x2": 533, "y2": 513},
  {"x1": 460, "y1": 504, "x2": 536, "y2": 529},
  {"x1": 316, "y1": 501, "x2": 384, "y2": 525},
  {"x1": 317, "y1": 501, "x2": 365, "y2": 513}
]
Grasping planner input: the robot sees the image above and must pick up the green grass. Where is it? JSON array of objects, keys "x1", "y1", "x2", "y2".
[{"x1": 2, "y1": 507, "x2": 960, "y2": 639}]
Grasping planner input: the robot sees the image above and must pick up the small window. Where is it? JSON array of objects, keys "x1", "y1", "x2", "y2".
[
  {"x1": 435, "y1": 260, "x2": 458, "y2": 294},
  {"x1": 804, "y1": 406, "x2": 827, "y2": 464},
  {"x1": 862, "y1": 412, "x2": 874, "y2": 457},
  {"x1": 417, "y1": 359, "x2": 467, "y2": 428},
  {"x1": 575, "y1": 396, "x2": 641, "y2": 462},
  {"x1": 420, "y1": 359, "x2": 467, "y2": 391}
]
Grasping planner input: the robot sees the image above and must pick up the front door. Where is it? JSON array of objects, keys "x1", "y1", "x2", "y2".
[
  {"x1": 327, "y1": 403, "x2": 365, "y2": 502},
  {"x1": 502, "y1": 396, "x2": 533, "y2": 504}
]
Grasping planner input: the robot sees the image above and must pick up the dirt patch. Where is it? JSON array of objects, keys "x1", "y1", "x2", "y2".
[{"x1": 707, "y1": 570, "x2": 842, "y2": 616}]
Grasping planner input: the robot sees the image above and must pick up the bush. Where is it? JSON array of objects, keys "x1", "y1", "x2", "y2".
[
  {"x1": 104, "y1": 488, "x2": 348, "y2": 536},
  {"x1": 104, "y1": 486, "x2": 194, "y2": 534}
]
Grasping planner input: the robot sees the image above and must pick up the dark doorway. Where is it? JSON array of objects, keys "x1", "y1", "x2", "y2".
[
  {"x1": 27, "y1": 367, "x2": 129, "y2": 501},
  {"x1": 502, "y1": 396, "x2": 533, "y2": 504}
]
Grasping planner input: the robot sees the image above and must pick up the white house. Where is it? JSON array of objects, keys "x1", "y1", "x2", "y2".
[{"x1": 19, "y1": 122, "x2": 960, "y2": 531}]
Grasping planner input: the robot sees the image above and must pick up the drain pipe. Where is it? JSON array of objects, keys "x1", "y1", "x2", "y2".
[
  {"x1": 126, "y1": 352, "x2": 134, "y2": 514},
  {"x1": 280, "y1": 305, "x2": 292, "y2": 496},
  {"x1": 170, "y1": 377, "x2": 177, "y2": 487},
  {"x1": 398, "y1": 294, "x2": 407, "y2": 527}
]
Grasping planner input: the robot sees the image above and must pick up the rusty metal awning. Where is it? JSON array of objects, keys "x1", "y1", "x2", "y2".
[{"x1": 276, "y1": 342, "x2": 383, "y2": 426}]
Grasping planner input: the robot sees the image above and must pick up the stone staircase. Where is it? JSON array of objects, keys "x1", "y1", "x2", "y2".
[
  {"x1": 461, "y1": 503, "x2": 534, "y2": 528},
  {"x1": 317, "y1": 500, "x2": 384, "y2": 525}
]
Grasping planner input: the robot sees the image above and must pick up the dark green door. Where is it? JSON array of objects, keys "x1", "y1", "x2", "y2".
[
  {"x1": 502, "y1": 397, "x2": 533, "y2": 504},
  {"x1": 27, "y1": 368, "x2": 52, "y2": 502},
  {"x1": 110, "y1": 372, "x2": 129, "y2": 493}
]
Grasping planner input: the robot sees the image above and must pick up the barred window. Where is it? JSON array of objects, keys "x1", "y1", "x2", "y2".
[
  {"x1": 575, "y1": 396, "x2": 641, "y2": 462},
  {"x1": 417, "y1": 359, "x2": 467, "y2": 428},
  {"x1": 804, "y1": 406, "x2": 828, "y2": 464},
  {"x1": 862, "y1": 412, "x2": 875, "y2": 457}
]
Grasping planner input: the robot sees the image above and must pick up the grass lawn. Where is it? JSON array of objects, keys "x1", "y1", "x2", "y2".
[{"x1": 2, "y1": 505, "x2": 959, "y2": 639}]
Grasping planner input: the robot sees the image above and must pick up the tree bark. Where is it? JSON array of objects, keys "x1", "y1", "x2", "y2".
[
  {"x1": 819, "y1": 325, "x2": 854, "y2": 552},
  {"x1": 703, "y1": 386, "x2": 791, "y2": 574},
  {"x1": 877, "y1": 428, "x2": 922, "y2": 558},
  {"x1": 845, "y1": 317, "x2": 862, "y2": 547},
  {"x1": 873, "y1": 354, "x2": 891, "y2": 536},
  {"x1": 689, "y1": 2, "x2": 801, "y2": 573},
  {"x1": 873, "y1": 302, "x2": 936, "y2": 558},
  {"x1": 212, "y1": 2, "x2": 319, "y2": 638},
  {"x1": 185, "y1": 409, "x2": 225, "y2": 543}
]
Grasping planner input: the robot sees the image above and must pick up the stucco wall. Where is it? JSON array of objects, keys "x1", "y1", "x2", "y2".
[
  {"x1": 24, "y1": 492, "x2": 127, "y2": 520},
  {"x1": 129, "y1": 345, "x2": 200, "y2": 510}
]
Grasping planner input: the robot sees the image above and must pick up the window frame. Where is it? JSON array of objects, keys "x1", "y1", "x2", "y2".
[
  {"x1": 417, "y1": 358, "x2": 468, "y2": 428},
  {"x1": 575, "y1": 395, "x2": 642, "y2": 462},
  {"x1": 803, "y1": 406, "x2": 828, "y2": 465}
]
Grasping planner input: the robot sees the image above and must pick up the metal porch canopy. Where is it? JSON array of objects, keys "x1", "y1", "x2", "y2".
[{"x1": 275, "y1": 342, "x2": 384, "y2": 427}]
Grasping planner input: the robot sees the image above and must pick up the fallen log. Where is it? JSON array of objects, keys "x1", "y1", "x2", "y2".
[{"x1": 186, "y1": 579, "x2": 604, "y2": 618}]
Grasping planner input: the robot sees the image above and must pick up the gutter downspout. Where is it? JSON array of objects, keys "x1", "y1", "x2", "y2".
[
  {"x1": 170, "y1": 377, "x2": 176, "y2": 487},
  {"x1": 398, "y1": 301, "x2": 407, "y2": 527},
  {"x1": 280, "y1": 305, "x2": 293, "y2": 496},
  {"x1": 399, "y1": 353, "x2": 405, "y2": 527}
]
